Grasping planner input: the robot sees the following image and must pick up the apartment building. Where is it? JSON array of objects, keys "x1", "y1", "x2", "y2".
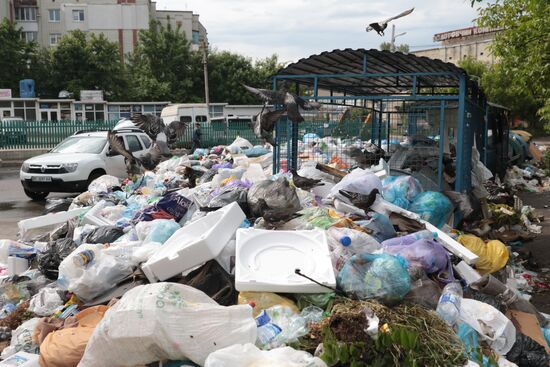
[
  {"x1": 412, "y1": 26, "x2": 501, "y2": 65},
  {"x1": 3, "y1": 0, "x2": 207, "y2": 57}
]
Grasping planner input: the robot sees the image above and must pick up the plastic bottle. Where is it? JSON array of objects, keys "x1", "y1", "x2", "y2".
[
  {"x1": 72, "y1": 250, "x2": 95, "y2": 267},
  {"x1": 327, "y1": 232, "x2": 352, "y2": 272},
  {"x1": 436, "y1": 282, "x2": 463, "y2": 326},
  {"x1": 381, "y1": 230, "x2": 437, "y2": 247},
  {"x1": 327, "y1": 227, "x2": 381, "y2": 255}
]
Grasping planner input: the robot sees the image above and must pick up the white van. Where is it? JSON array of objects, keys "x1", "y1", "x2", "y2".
[{"x1": 161, "y1": 103, "x2": 226, "y2": 125}]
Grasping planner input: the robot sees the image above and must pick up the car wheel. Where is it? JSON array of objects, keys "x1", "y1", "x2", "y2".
[
  {"x1": 87, "y1": 169, "x2": 106, "y2": 189},
  {"x1": 24, "y1": 189, "x2": 49, "y2": 201}
]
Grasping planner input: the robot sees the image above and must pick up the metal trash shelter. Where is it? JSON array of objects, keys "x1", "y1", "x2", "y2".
[{"x1": 271, "y1": 48, "x2": 503, "y2": 193}]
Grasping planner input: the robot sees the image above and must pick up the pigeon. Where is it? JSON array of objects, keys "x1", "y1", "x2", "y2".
[
  {"x1": 366, "y1": 8, "x2": 414, "y2": 36},
  {"x1": 250, "y1": 104, "x2": 287, "y2": 146},
  {"x1": 339, "y1": 188, "x2": 380, "y2": 211},
  {"x1": 182, "y1": 166, "x2": 203, "y2": 188},
  {"x1": 131, "y1": 114, "x2": 188, "y2": 156},
  {"x1": 257, "y1": 198, "x2": 300, "y2": 227},
  {"x1": 243, "y1": 84, "x2": 322, "y2": 124},
  {"x1": 107, "y1": 131, "x2": 162, "y2": 175},
  {"x1": 290, "y1": 170, "x2": 324, "y2": 191}
]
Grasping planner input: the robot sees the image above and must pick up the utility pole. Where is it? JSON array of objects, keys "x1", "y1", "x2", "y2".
[
  {"x1": 202, "y1": 38, "x2": 210, "y2": 111},
  {"x1": 390, "y1": 24, "x2": 407, "y2": 52}
]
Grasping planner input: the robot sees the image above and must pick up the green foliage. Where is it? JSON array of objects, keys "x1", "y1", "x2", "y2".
[
  {"x1": 475, "y1": 0, "x2": 550, "y2": 127},
  {"x1": 458, "y1": 56, "x2": 488, "y2": 81},
  {"x1": 379, "y1": 42, "x2": 410, "y2": 53},
  {"x1": 543, "y1": 150, "x2": 550, "y2": 174},
  {"x1": 0, "y1": 19, "x2": 36, "y2": 94}
]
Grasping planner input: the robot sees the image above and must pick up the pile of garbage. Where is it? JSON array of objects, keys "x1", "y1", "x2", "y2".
[{"x1": 0, "y1": 136, "x2": 549, "y2": 367}]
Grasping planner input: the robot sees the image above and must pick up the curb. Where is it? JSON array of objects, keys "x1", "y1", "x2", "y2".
[{"x1": 1, "y1": 161, "x2": 22, "y2": 168}]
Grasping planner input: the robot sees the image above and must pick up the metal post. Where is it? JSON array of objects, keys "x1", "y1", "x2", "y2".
[
  {"x1": 438, "y1": 100, "x2": 445, "y2": 191},
  {"x1": 483, "y1": 104, "x2": 489, "y2": 165},
  {"x1": 313, "y1": 77, "x2": 318, "y2": 99},
  {"x1": 378, "y1": 102, "x2": 383, "y2": 147},
  {"x1": 390, "y1": 24, "x2": 396, "y2": 52},
  {"x1": 272, "y1": 77, "x2": 279, "y2": 174},
  {"x1": 202, "y1": 40, "x2": 210, "y2": 110},
  {"x1": 363, "y1": 52, "x2": 368, "y2": 74},
  {"x1": 456, "y1": 75, "x2": 467, "y2": 192}
]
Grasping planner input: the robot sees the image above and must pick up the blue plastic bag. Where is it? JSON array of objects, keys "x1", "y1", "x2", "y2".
[
  {"x1": 244, "y1": 146, "x2": 270, "y2": 157},
  {"x1": 337, "y1": 253, "x2": 411, "y2": 305},
  {"x1": 457, "y1": 322, "x2": 494, "y2": 366},
  {"x1": 542, "y1": 328, "x2": 550, "y2": 348},
  {"x1": 356, "y1": 213, "x2": 396, "y2": 242},
  {"x1": 382, "y1": 175, "x2": 423, "y2": 209},
  {"x1": 144, "y1": 219, "x2": 181, "y2": 245},
  {"x1": 409, "y1": 191, "x2": 453, "y2": 228}
]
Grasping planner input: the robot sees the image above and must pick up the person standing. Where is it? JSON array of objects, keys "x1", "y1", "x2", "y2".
[{"x1": 192, "y1": 123, "x2": 202, "y2": 152}]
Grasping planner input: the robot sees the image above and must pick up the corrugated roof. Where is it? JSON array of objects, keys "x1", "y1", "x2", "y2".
[{"x1": 276, "y1": 48, "x2": 466, "y2": 96}]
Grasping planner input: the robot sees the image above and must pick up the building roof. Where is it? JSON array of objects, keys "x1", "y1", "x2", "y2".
[{"x1": 276, "y1": 48, "x2": 466, "y2": 96}]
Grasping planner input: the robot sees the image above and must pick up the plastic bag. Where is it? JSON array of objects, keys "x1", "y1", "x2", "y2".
[
  {"x1": 337, "y1": 253, "x2": 411, "y2": 305},
  {"x1": 73, "y1": 225, "x2": 97, "y2": 245},
  {"x1": 79, "y1": 283, "x2": 257, "y2": 367},
  {"x1": 239, "y1": 292, "x2": 299, "y2": 317},
  {"x1": 29, "y1": 287, "x2": 64, "y2": 317},
  {"x1": 37, "y1": 238, "x2": 77, "y2": 280},
  {"x1": 0, "y1": 240, "x2": 36, "y2": 264},
  {"x1": 294, "y1": 293, "x2": 335, "y2": 311},
  {"x1": 87, "y1": 175, "x2": 120, "y2": 196},
  {"x1": 255, "y1": 306, "x2": 309, "y2": 349},
  {"x1": 326, "y1": 227, "x2": 381, "y2": 255},
  {"x1": 180, "y1": 260, "x2": 237, "y2": 306},
  {"x1": 132, "y1": 191, "x2": 194, "y2": 223},
  {"x1": 229, "y1": 136, "x2": 254, "y2": 151},
  {"x1": 143, "y1": 219, "x2": 180, "y2": 244},
  {"x1": 382, "y1": 175, "x2": 423, "y2": 209},
  {"x1": 44, "y1": 198, "x2": 74, "y2": 214},
  {"x1": 459, "y1": 298, "x2": 516, "y2": 356},
  {"x1": 82, "y1": 226, "x2": 124, "y2": 244},
  {"x1": 248, "y1": 177, "x2": 301, "y2": 217},
  {"x1": 507, "y1": 333, "x2": 550, "y2": 367},
  {"x1": 204, "y1": 343, "x2": 327, "y2": 367},
  {"x1": 212, "y1": 168, "x2": 247, "y2": 188},
  {"x1": 244, "y1": 146, "x2": 270, "y2": 157},
  {"x1": 408, "y1": 191, "x2": 453, "y2": 228},
  {"x1": 405, "y1": 271, "x2": 441, "y2": 310},
  {"x1": 329, "y1": 168, "x2": 382, "y2": 198},
  {"x1": 457, "y1": 235, "x2": 509, "y2": 275},
  {"x1": 0, "y1": 318, "x2": 40, "y2": 359},
  {"x1": 355, "y1": 213, "x2": 396, "y2": 242}
]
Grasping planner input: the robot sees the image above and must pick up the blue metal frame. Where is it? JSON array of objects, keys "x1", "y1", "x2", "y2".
[
  {"x1": 455, "y1": 75, "x2": 467, "y2": 193},
  {"x1": 438, "y1": 100, "x2": 446, "y2": 190}
]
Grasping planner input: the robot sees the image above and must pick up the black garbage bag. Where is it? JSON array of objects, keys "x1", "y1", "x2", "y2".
[
  {"x1": 208, "y1": 188, "x2": 251, "y2": 217},
  {"x1": 247, "y1": 177, "x2": 301, "y2": 217},
  {"x1": 82, "y1": 226, "x2": 124, "y2": 244},
  {"x1": 37, "y1": 238, "x2": 77, "y2": 280},
  {"x1": 43, "y1": 198, "x2": 74, "y2": 214},
  {"x1": 178, "y1": 260, "x2": 237, "y2": 306},
  {"x1": 506, "y1": 333, "x2": 550, "y2": 367}
]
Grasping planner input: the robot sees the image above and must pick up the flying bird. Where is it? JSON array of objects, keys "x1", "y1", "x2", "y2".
[
  {"x1": 339, "y1": 188, "x2": 380, "y2": 211},
  {"x1": 291, "y1": 169, "x2": 324, "y2": 191},
  {"x1": 131, "y1": 114, "x2": 188, "y2": 156},
  {"x1": 250, "y1": 104, "x2": 287, "y2": 146},
  {"x1": 243, "y1": 84, "x2": 322, "y2": 124},
  {"x1": 107, "y1": 131, "x2": 162, "y2": 175},
  {"x1": 366, "y1": 7, "x2": 414, "y2": 36}
]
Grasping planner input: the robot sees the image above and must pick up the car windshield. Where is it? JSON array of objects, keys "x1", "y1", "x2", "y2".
[{"x1": 51, "y1": 136, "x2": 107, "y2": 154}]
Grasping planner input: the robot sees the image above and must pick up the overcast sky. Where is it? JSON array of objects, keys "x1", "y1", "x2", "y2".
[{"x1": 155, "y1": 0, "x2": 482, "y2": 63}]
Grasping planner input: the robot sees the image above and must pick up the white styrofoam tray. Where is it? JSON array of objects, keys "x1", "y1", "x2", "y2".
[
  {"x1": 235, "y1": 229, "x2": 336, "y2": 293},
  {"x1": 142, "y1": 202, "x2": 245, "y2": 282},
  {"x1": 18, "y1": 207, "x2": 89, "y2": 241}
]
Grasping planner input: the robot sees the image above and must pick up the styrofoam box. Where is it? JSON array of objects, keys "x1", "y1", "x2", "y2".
[
  {"x1": 0, "y1": 352, "x2": 40, "y2": 367},
  {"x1": 81, "y1": 200, "x2": 115, "y2": 227},
  {"x1": 235, "y1": 229, "x2": 336, "y2": 293},
  {"x1": 142, "y1": 202, "x2": 245, "y2": 282},
  {"x1": 18, "y1": 207, "x2": 89, "y2": 241}
]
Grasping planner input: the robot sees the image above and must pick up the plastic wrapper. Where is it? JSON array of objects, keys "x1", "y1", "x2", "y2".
[
  {"x1": 337, "y1": 253, "x2": 411, "y2": 305},
  {"x1": 408, "y1": 191, "x2": 453, "y2": 229},
  {"x1": 142, "y1": 219, "x2": 180, "y2": 244},
  {"x1": 73, "y1": 224, "x2": 97, "y2": 245},
  {"x1": 132, "y1": 190, "x2": 194, "y2": 224},
  {"x1": 82, "y1": 226, "x2": 124, "y2": 244},
  {"x1": 404, "y1": 269, "x2": 442, "y2": 310},
  {"x1": 0, "y1": 240, "x2": 36, "y2": 264},
  {"x1": 381, "y1": 175, "x2": 423, "y2": 209},
  {"x1": 457, "y1": 235, "x2": 509, "y2": 275},
  {"x1": 0, "y1": 318, "x2": 40, "y2": 359},
  {"x1": 87, "y1": 175, "x2": 120, "y2": 196},
  {"x1": 255, "y1": 306, "x2": 309, "y2": 349},
  {"x1": 248, "y1": 177, "x2": 302, "y2": 217},
  {"x1": 355, "y1": 213, "x2": 396, "y2": 242},
  {"x1": 204, "y1": 343, "x2": 327, "y2": 367},
  {"x1": 79, "y1": 283, "x2": 257, "y2": 367},
  {"x1": 212, "y1": 167, "x2": 247, "y2": 188},
  {"x1": 294, "y1": 293, "x2": 335, "y2": 311},
  {"x1": 37, "y1": 238, "x2": 77, "y2": 280},
  {"x1": 239, "y1": 292, "x2": 299, "y2": 317},
  {"x1": 297, "y1": 207, "x2": 341, "y2": 229},
  {"x1": 28, "y1": 287, "x2": 64, "y2": 317}
]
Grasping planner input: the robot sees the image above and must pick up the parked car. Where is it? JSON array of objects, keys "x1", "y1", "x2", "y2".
[
  {"x1": 20, "y1": 128, "x2": 152, "y2": 200},
  {"x1": 0, "y1": 117, "x2": 27, "y2": 145}
]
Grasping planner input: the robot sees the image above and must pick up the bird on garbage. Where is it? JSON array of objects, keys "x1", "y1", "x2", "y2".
[
  {"x1": 182, "y1": 166, "x2": 203, "y2": 188},
  {"x1": 339, "y1": 188, "x2": 380, "y2": 211},
  {"x1": 257, "y1": 198, "x2": 301, "y2": 228},
  {"x1": 107, "y1": 131, "x2": 162, "y2": 175},
  {"x1": 131, "y1": 113, "x2": 188, "y2": 156},
  {"x1": 243, "y1": 84, "x2": 322, "y2": 124},
  {"x1": 366, "y1": 8, "x2": 415, "y2": 36},
  {"x1": 250, "y1": 104, "x2": 287, "y2": 146},
  {"x1": 290, "y1": 170, "x2": 324, "y2": 191}
]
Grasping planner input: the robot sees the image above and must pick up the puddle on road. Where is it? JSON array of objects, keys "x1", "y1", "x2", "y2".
[{"x1": 0, "y1": 202, "x2": 15, "y2": 211}]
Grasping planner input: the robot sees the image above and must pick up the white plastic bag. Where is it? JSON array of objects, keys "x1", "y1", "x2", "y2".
[
  {"x1": 29, "y1": 287, "x2": 63, "y2": 316},
  {"x1": 79, "y1": 283, "x2": 257, "y2": 367},
  {"x1": 229, "y1": 137, "x2": 254, "y2": 151},
  {"x1": 212, "y1": 168, "x2": 246, "y2": 188},
  {"x1": 0, "y1": 318, "x2": 40, "y2": 359},
  {"x1": 459, "y1": 298, "x2": 516, "y2": 356},
  {"x1": 87, "y1": 175, "x2": 120, "y2": 195},
  {"x1": 329, "y1": 168, "x2": 382, "y2": 198},
  {"x1": 204, "y1": 343, "x2": 327, "y2": 367}
]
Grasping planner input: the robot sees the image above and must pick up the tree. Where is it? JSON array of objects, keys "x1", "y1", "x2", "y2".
[
  {"x1": 474, "y1": 0, "x2": 550, "y2": 127},
  {"x1": 127, "y1": 20, "x2": 200, "y2": 102},
  {"x1": 29, "y1": 48, "x2": 56, "y2": 98},
  {"x1": 379, "y1": 42, "x2": 409, "y2": 53},
  {"x1": 0, "y1": 19, "x2": 36, "y2": 94}
]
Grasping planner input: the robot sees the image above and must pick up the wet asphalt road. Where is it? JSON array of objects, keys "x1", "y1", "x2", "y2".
[{"x1": 0, "y1": 167, "x2": 71, "y2": 239}]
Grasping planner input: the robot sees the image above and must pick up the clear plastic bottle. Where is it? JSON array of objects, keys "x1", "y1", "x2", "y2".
[
  {"x1": 329, "y1": 235, "x2": 352, "y2": 272},
  {"x1": 381, "y1": 229, "x2": 437, "y2": 247},
  {"x1": 436, "y1": 282, "x2": 463, "y2": 326},
  {"x1": 327, "y1": 227, "x2": 381, "y2": 255},
  {"x1": 72, "y1": 249, "x2": 95, "y2": 267}
]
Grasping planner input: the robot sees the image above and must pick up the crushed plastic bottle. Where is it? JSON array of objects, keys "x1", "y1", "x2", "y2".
[
  {"x1": 327, "y1": 227, "x2": 381, "y2": 271},
  {"x1": 436, "y1": 282, "x2": 463, "y2": 327}
]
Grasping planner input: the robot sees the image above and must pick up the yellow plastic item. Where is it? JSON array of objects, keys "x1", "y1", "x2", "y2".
[
  {"x1": 238, "y1": 292, "x2": 299, "y2": 317},
  {"x1": 457, "y1": 234, "x2": 509, "y2": 275}
]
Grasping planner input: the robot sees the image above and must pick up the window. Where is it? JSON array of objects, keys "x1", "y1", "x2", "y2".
[
  {"x1": 49, "y1": 33, "x2": 61, "y2": 46},
  {"x1": 192, "y1": 30, "x2": 200, "y2": 44},
  {"x1": 49, "y1": 9, "x2": 60, "y2": 22},
  {"x1": 196, "y1": 115, "x2": 207, "y2": 123},
  {"x1": 125, "y1": 135, "x2": 142, "y2": 153},
  {"x1": 22, "y1": 32, "x2": 38, "y2": 42},
  {"x1": 72, "y1": 9, "x2": 85, "y2": 22},
  {"x1": 139, "y1": 136, "x2": 151, "y2": 149},
  {"x1": 180, "y1": 116, "x2": 192, "y2": 123},
  {"x1": 15, "y1": 7, "x2": 37, "y2": 21}
]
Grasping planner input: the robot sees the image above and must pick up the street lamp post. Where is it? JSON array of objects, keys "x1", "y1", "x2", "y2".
[
  {"x1": 201, "y1": 38, "x2": 210, "y2": 111},
  {"x1": 390, "y1": 24, "x2": 407, "y2": 52}
]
